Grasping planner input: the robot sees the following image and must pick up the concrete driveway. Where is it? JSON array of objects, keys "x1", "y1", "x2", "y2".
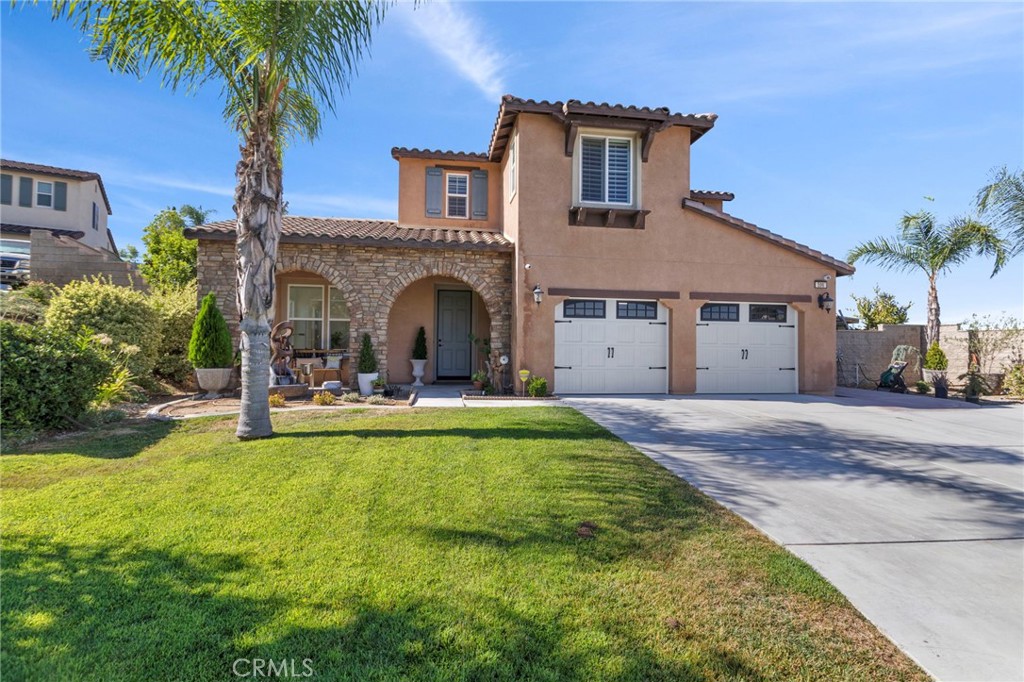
[{"x1": 565, "y1": 389, "x2": 1024, "y2": 682}]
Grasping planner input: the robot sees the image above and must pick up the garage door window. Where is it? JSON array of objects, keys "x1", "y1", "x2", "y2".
[
  {"x1": 563, "y1": 300, "x2": 606, "y2": 318},
  {"x1": 616, "y1": 301, "x2": 657, "y2": 319},
  {"x1": 700, "y1": 303, "x2": 739, "y2": 321},
  {"x1": 749, "y1": 305, "x2": 787, "y2": 322}
]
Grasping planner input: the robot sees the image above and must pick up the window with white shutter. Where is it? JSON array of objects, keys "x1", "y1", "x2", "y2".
[
  {"x1": 577, "y1": 134, "x2": 635, "y2": 206},
  {"x1": 446, "y1": 172, "x2": 469, "y2": 219}
]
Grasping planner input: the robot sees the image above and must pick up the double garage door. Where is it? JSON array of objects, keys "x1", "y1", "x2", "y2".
[{"x1": 553, "y1": 298, "x2": 798, "y2": 394}]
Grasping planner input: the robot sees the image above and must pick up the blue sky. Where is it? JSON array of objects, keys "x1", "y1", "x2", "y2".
[{"x1": 2, "y1": 1, "x2": 1021, "y2": 325}]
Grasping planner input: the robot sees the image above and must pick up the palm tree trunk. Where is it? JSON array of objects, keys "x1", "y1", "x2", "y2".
[
  {"x1": 926, "y1": 273, "x2": 940, "y2": 347},
  {"x1": 234, "y1": 122, "x2": 282, "y2": 440}
]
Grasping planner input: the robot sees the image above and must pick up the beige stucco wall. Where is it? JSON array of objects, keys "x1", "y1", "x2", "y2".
[
  {"x1": 386, "y1": 276, "x2": 491, "y2": 384},
  {"x1": 395, "y1": 157, "x2": 503, "y2": 231},
  {"x1": 1, "y1": 173, "x2": 111, "y2": 252},
  {"x1": 28, "y1": 229, "x2": 141, "y2": 288},
  {"x1": 507, "y1": 113, "x2": 840, "y2": 395}
]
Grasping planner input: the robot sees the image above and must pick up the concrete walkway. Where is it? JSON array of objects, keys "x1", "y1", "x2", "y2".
[
  {"x1": 565, "y1": 391, "x2": 1024, "y2": 682},
  {"x1": 411, "y1": 384, "x2": 561, "y2": 408}
]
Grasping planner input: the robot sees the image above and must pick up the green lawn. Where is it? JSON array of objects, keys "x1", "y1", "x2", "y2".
[{"x1": 1, "y1": 408, "x2": 926, "y2": 681}]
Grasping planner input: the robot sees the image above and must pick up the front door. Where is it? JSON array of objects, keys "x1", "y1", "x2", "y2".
[{"x1": 437, "y1": 290, "x2": 473, "y2": 378}]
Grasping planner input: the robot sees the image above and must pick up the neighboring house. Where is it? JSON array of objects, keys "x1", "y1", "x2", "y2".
[
  {"x1": 187, "y1": 96, "x2": 854, "y2": 395},
  {"x1": 0, "y1": 159, "x2": 138, "y2": 288}
]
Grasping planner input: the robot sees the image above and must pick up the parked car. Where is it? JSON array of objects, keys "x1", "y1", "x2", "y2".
[{"x1": 0, "y1": 250, "x2": 30, "y2": 288}]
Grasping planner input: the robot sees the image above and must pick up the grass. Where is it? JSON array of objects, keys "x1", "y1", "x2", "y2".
[{"x1": 1, "y1": 408, "x2": 927, "y2": 681}]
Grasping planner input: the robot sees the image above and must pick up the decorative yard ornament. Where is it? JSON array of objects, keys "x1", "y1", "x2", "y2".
[{"x1": 519, "y1": 369, "x2": 530, "y2": 396}]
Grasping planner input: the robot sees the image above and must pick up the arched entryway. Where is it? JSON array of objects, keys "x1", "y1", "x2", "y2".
[{"x1": 273, "y1": 254, "x2": 364, "y2": 353}]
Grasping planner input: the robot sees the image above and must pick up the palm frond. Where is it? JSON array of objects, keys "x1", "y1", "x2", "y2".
[
  {"x1": 846, "y1": 236, "x2": 926, "y2": 274},
  {"x1": 976, "y1": 166, "x2": 1024, "y2": 257}
]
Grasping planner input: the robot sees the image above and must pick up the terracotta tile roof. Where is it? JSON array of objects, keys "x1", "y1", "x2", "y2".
[
  {"x1": 0, "y1": 222, "x2": 86, "y2": 240},
  {"x1": 488, "y1": 95, "x2": 719, "y2": 161},
  {"x1": 0, "y1": 159, "x2": 113, "y2": 214},
  {"x1": 391, "y1": 148, "x2": 489, "y2": 163},
  {"x1": 681, "y1": 199, "x2": 855, "y2": 276},
  {"x1": 691, "y1": 189, "x2": 735, "y2": 202},
  {"x1": 185, "y1": 216, "x2": 513, "y2": 251}
]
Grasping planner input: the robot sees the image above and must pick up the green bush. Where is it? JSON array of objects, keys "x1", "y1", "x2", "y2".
[
  {"x1": 1004, "y1": 364, "x2": 1024, "y2": 399},
  {"x1": 357, "y1": 333, "x2": 378, "y2": 374},
  {"x1": 914, "y1": 380, "x2": 931, "y2": 394},
  {"x1": 412, "y1": 326, "x2": 428, "y2": 360},
  {"x1": 151, "y1": 282, "x2": 198, "y2": 382},
  {"x1": 0, "y1": 321, "x2": 112, "y2": 434},
  {"x1": 188, "y1": 292, "x2": 233, "y2": 369},
  {"x1": 527, "y1": 376, "x2": 548, "y2": 398},
  {"x1": 923, "y1": 342, "x2": 948, "y2": 370},
  {"x1": 45, "y1": 278, "x2": 161, "y2": 380}
]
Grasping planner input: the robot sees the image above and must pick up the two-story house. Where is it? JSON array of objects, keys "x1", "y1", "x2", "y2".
[
  {"x1": 0, "y1": 159, "x2": 137, "y2": 288},
  {"x1": 187, "y1": 96, "x2": 853, "y2": 395}
]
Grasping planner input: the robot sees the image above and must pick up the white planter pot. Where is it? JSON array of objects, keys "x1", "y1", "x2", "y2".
[
  {"x1": 410, "y1": 359, "x2": 427, "y2": 387},
  {"x1": 357, "y1": 372, "x2": 379, "y2": 396},
  {"x1": 195, "y1": 367, "x2": 234, "y2": 398},
  {"x1": 922, "y1": 369, "x2": 947, "y2": 384}
]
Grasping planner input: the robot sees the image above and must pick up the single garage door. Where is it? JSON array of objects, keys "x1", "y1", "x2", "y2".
[
  {"x1": 695, "y1": 302, "x2": 798, "y2": 393},
  {"x1": 555, "y1": 298, "x2": 669, "y2": 394}
]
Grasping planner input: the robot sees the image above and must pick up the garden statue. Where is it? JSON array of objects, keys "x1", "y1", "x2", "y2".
[{"x1": 270, "y1": 321, "x2": 297, "y2": 386}]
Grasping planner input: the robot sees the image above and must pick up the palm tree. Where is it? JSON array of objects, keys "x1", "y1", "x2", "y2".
[
  {"x1": 976, "y1": 166, "x2": 1024, "y2": 257},
  {"x1": 54, "y1": 1, "x2": 385, "y2": 439},
  {"x1": 847, "y1": 211, "x2": 1007, "y2": 347}
]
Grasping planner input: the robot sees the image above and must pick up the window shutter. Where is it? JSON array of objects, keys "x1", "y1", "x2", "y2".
[
  {"x1": 0, "y1": 174, "x2": 11, "y2": 205},
  {"x1": 54, "y1": 181, "x2": 68, "y2": 211},
  {"x1": 471, "y1": 170, "x2": 488, "y2": 219},
  {"x1": 425, "y1": 167, "x2": 442, "y2": 217},
  {"x1": 18, "y1": 177, "x2": 32, "y2": 207}
]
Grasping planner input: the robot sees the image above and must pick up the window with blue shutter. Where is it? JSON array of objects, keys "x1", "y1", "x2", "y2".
[
  {"x1": 471, "y1": 169, "x2": 488, "y2": 219},
  {"x1": 425, "y1": 167, "x2": 443, "y2": 217},
  {"x1": 0, "y1": 174, "x2": 11, "y2": 205},
  {"x1": 18, "y1": 177, "x2": 32, "y2": 207},
  {"x1": 446, "y1": 173, "x2": 468, "y2": 218}
]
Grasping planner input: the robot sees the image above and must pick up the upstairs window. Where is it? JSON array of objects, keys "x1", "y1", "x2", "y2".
[
  {"x1": 37, "y1": 181, "x2": 53, "y2": 208},
  {"x1": 0, "y1": 174, "x2": 11, "y2": 205},
  {"x1": 579, "y1": 135, "x2": 633, "y2": 205},
  {"x1": 446, "y1": 172, "x2": 469, "y2": 219},
  {"x1": 507, "y1": 135, "x2": 517, "y2": 200},
  {"x1": 92, "y1": 202, "x2": 99, "y2": 230}
]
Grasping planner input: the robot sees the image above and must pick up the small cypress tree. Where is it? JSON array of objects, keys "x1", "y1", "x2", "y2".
[
  {"x1": 923, "y1": 342, "x2": 948, "y2": 371},
  {"x1": 357, "y1": 333, "x2": 378, "y2": 373},
  {"x1": 188, "y1": 292, "x2": 233, "y2": 368},
  {"x1": 412, "y1": 326, "x2": 428, "y2": 360}
]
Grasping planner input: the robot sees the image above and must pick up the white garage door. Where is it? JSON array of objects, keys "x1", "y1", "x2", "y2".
[
  {"x1": 555, "y1": 299, "x2": 669, "y2": 394},
  {"x1": 695, "y1": 302, "x2": 798, "y2": 393}
]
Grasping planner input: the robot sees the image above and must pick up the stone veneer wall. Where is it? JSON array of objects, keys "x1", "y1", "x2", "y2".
[
  {"x1": 29, "y1": 230, "x2": 143, "y2": 289},
  {"x1": 836, "y1": 324, "x2": 926, "y2": 387},
  {"x1": 196, "y1": 240, "x2": 514, "y2": 377}
]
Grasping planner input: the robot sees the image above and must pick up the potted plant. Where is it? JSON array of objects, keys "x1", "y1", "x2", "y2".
[
  {"x1": 931, "y1": 372, "x2": 950, "y2": 399},
  {"x1": 410, "y1": 326, "x2": 428, "y2": 387},
  {"x1": 371, "y1": 376, "x2": 387, "y2": 395},
  {"x1": 922, "y1": 342, "x2": 948, "y2": 389},
  {"x1": 959, "y1": 363, "x2": 992, "y2": 404},
  {"x1": 356, "y1": 333, "x2": 379, "y2": 396},
  {"x1": 471, "y1": 369, "x2": 488, "y2": 390},
  {"x1": 188, "y1": 292, "x2": 235, "y2": 397}
]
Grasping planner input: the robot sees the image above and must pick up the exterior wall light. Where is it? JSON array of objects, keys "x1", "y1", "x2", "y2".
[
  {"x1": 532, "y1": 285, "x2": 543, "y2": 305},
  {"x1": 818, "y1": 292, "x2": 834, "y2": 313}
]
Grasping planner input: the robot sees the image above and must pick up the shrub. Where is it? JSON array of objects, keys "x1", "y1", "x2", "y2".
[
  {"x1": 914, "y1": 380, "x2": 931, "y2": 394},
  {"x1": 188, "y1": 292, "x2": 233, "y2": 369},
  {"x1": 357, "y1": 333, "x2": 378, "y2": 374},
  {"x1": 527, "y1": 376, "x2": 548, "y2": 398},
  {"x1": 412, "y1": 326, "x2": 428, "y2": 360},
  {"x1": 313, "y1": 391, "x2": 336, "y2": 406},
  {"x1": 923, "y1": 343, "x2": 948, "y2": 371},
  {"x1": 341, "y1": 392, "x2": 361, "y2": 403},
  {"x1": 45, "y1": 278, "x2": 161, "y2": 380},
  {"x1": 0, "y1": 321, "x2": 112, "y2": 434},
  {"x1": 151, "y1": 282, "x2": 198, "y2": 382},
  {"x1": 0, "y1": 290, "x2": 48, "y2": 324},
  {"x1": 367, "y1": 394, "x2": 388, "y2": 405},
  {"x1": 268, "y1": 393, "x2": 287, "y2": 408},
  {"x1": 1004, "y1": 364, "x2": 1024, "y2": 399}
]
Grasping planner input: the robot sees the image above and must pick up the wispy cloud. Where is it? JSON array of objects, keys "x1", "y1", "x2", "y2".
[
  {"x1": 287, "y1": 192, "x2": 396, "y2": 219},
  {"x1": 397, "y1": 1, "x2": 506, "y2": 100}
]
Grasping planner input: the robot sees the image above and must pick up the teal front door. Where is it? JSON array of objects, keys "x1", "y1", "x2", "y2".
[{"x1": 437, "y1": 290, "x2": 472, "y2": 378}]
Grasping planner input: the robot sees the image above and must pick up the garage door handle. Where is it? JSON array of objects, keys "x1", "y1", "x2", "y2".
[
  {"x1": 779, "y1": 367, "x2": 796, "y2": 371},
  {"x1": 554, "y1": 365, "x2": 573, "y2": 370},
  {"x1": 555, "y1": 320, "x2": 572, "y2": 324},
  {"x1": 696, "y1": 323, "x2": 709, "y2": 327},
  {"x1": 648, "y1": 321, "x2": 667, "y2": 325},
  {"x1": 779, "y1": 324, "x2": 795, "y2": 328},
  {"x1": 648, "y1": 366, "x2": 666, "y2": 370},
  {"x1": 696, "y1": 367, "x2": 709, "y2": 370}
]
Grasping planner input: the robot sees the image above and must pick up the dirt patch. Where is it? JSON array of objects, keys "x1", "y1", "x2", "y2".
[{"x1": 160, "y1": 395, "x2": 411, "y2": 418}]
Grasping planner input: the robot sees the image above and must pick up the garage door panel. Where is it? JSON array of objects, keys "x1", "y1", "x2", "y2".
[
  {"x1": 696, "y1": 303, "x2": 798, "y2": 394},
  {"x1": 582, "y1": 324, "x2": 607, "y2": 343}
]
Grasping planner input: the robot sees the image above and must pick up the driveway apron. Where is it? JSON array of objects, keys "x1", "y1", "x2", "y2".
[{"x1": 565, "y1": 391, "x2": 1024, "y2": 682}]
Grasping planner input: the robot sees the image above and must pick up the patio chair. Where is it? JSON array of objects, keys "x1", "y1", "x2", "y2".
[{"x1": 875, "y1": 361, "x2": 909, "y2": 393}]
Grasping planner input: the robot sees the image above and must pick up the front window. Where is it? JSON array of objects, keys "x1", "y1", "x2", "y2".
[
  {"x1": 36, "y1": 181, "x2": 53, "y2": 208},
  {"x1": 328, "y1": 287, "x2": 350, "y2": 349},
  {"x1": 579, "y1": 136, "x2": 632, "y2": 205},
  {"x1": 287, "y1": 285, "x2": 324, "y2": 350},
  {"x1": 446, "y1": 172, "x2": 469, "y2": 219}
]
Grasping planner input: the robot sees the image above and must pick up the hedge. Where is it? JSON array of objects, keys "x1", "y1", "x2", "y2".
[{"x1": 151, "y1": 282, "x2": 198, "y2": 382}]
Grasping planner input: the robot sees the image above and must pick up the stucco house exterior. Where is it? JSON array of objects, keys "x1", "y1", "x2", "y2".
[
  {"x1": 187, "y1": 95, "x2": 854, "y2": 395},
  {"x1": 0, "y1": 159, "x2": 138, "y2": 287}
]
